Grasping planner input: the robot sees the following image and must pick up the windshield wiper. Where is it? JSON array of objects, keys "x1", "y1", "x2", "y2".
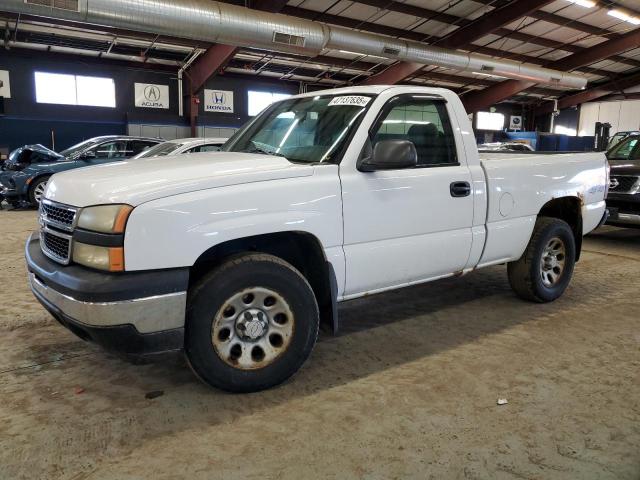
[{"x1": 243, "y1": 141, "x2": 287, "y2": 158}]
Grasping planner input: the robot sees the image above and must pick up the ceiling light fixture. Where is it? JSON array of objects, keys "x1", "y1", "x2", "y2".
[
  {"x1": 566, "y1": 0, "x2": 596, "y2": 8},
  {"x1": 608, "y1": 9, "x2": 640, "y2": 24},
  {"x1": 338, "y1": 50, "x2": 388, "y2": 60},
  {"x1": 472, "y1": 71, "x2": 507, "y2": 79}
]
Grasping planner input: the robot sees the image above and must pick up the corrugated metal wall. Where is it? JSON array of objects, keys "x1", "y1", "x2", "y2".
[{"x1": 578, "y1": 100, "x2": 640, "y2": 136}]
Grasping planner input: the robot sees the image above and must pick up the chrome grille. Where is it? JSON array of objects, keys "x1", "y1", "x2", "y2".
[
  {"x1": 609, "y1": 175, "x2": 639, "y2": 194},
  {"x1": 39, "y1": 199, "x2": 78, "y2": 265},
  {"x1": 41, "y1": 228, "x2": 72, "y2": 264},
  {"x1": 41, "y1": 200, "x2": 77, "y2": 232}
]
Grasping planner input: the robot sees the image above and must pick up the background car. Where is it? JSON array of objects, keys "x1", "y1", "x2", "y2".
[
  {"x1": 478, "y1": 142, "x2": 534, "y2": 152},
  {"x1": 0, "y1": 135, "x2": 162, "y2": 207},
  {"x1": 605, "y1": 134, "x2": 640, "y2": 228},
  {"x1": 607, "y1": 131, "x2": 640, "y2": 150},
  {"x1": 132, "y1": 137, "x2": 229, "y2": 159}
]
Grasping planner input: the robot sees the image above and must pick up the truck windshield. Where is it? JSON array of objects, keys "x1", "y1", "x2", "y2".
[
  {"x1": 607, "y1": 136, "x2": 640, "y2": 161},
  {"x1": 222, "y1": 94, "x2": 373, "y2": 164}
]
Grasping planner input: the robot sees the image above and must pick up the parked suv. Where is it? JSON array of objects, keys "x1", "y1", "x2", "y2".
[
  {"x1": 0, "y1": 136, "x2": 162, "y2": 206},
  {"x1": 606, "y1": 134, "x2": 640, "y2": 227},
  {"x1": 607, "y1": 131, "x2": 640, "y2": 150}
]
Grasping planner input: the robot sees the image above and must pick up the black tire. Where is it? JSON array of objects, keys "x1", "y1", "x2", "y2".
[
  {"x1": 185, "y1": 253, "x2": 319, "y2": 393},
  {"x1": 507, "y1": 217, "x2": 576, "y2": 303},
  {"x1": 28, "y1": 176, "x2": 50, "y2": 206}
]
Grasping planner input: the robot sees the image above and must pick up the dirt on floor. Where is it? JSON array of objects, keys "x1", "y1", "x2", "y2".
[{"x1": 0, "y1": 208, "x2": 638, "y2": 480}]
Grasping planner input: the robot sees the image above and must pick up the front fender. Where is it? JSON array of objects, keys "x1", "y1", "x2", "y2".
[{"x1": 123, "y1": 166, "x2": 345, "y2": 280}]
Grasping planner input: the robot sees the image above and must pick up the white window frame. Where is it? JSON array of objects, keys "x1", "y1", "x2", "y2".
[
  {"x1": 248, "y1": 90, "x2": 292, "y2": 116},
  {"x1": 476, "y1": 111, "x2": 505, "y2": 131},
  {"x1": 34, "y1": 71, "x2": 116, "y2": 108}
]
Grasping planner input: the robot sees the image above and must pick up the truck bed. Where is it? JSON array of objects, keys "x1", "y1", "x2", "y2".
[{"x1": 474, "y1": 150, "x2": 607, "y2": 268}]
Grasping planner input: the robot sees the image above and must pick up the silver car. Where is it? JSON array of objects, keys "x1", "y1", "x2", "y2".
[{"x1": 133, "y1": 137, "x2": 229, "y2": 159}]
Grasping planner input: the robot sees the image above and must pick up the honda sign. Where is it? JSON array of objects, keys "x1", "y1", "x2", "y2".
[{"x1": 204, "y1": 89, "x2": 234, "y2": 113}]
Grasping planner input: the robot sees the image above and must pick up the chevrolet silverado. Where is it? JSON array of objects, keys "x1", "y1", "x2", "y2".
[{"x1": 25, "y1": 86, "x2": 609, "y2": 392}]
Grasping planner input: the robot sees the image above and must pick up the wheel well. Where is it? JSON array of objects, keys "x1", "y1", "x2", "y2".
[
  {"x1": 26, "y1": 173, "x2": 51, "y2": 193},
  {"x1": 538, "y1": 197, "x2": 583, "y2": 261},
  {"x1": 190, "y1": 232, "x2": 337, "y2": 333}
]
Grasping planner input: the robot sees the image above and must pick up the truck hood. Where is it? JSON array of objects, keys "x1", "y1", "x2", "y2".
[{"x1": 45, "y1": 152, "x2": 314, "y2": 207}]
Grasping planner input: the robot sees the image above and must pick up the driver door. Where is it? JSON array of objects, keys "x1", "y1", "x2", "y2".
[{"x1": 340, "y1": 94, "x2": 474, "y2": 296}]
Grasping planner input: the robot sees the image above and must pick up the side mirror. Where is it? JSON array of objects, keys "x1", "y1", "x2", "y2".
[{"x1": 358, "y1": 139, "x2": 418, "y2": 172}]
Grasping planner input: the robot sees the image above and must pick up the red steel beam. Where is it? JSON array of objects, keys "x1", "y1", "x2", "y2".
[
  {"x1": 186, "y1": 0, "x2": 289, "y2": 134},
  {"x1": 462, "y1": 26, "x2": 640, "y2": 112},
  {"x1": 187, "y1": 43, "x2": 238, "y2": 95},
  {"x1": 282, "y1": 6, "x2": 617, "y2": 78},
  {"x1": 187, "y1": 0, "x2": 289, "y2": 94},
  {"x1": 471, "y1": 0, "x2": 629, "y2": 37},
  {"x1": 362, "y1": 0, "x2": 555, "y2": 85},
  {"x1": 353, "y1": 1, "x2": 640, "y2": 69},
  {"x1": 437, "y1": 0, "x2": 555, "y2": 49}
]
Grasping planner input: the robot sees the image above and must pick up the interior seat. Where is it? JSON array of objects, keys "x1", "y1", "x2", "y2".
[{"x1": 407, "y1": 123, "x2": 445, "y2": 165}]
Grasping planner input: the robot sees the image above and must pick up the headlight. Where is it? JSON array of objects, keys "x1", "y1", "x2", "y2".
[
  {"x1": 77, "y1": 204, "x2": 133, "y2": 234},
  {"x1": 73, "y1": 204, "x2": 132, "y2": 271},
  {"x1": 72, "y1": 243, "x2": 124, "y2": 272}
]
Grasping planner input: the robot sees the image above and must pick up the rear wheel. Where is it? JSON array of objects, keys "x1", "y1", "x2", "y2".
[
  {"x1": 508, "y1": 217, "x2": 576, "y2": 303},
  {"x1": 28, "y1": 176, "x2": 50, "y2": 206},
  {"x1": 185, "y1": 253, "x2": 319, "y2": 392}
]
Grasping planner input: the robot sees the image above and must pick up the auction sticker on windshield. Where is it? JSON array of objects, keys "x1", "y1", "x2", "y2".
[{"x1": 328, "y1": 96, "x2": 371, "y2": 107}]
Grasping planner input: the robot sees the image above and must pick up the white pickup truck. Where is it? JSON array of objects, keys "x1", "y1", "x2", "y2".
[{"x1": 26, "y1": 86, "x2": 608, "y2": 392}]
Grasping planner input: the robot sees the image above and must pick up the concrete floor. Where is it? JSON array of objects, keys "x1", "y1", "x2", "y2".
[{"x1": 1, "y1": 208, "x2": 639, "y2": 480}]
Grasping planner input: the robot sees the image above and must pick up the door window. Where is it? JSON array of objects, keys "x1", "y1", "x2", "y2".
[
  {"x1": 129, "y1": 141, "x2": 158, "y2": 156},
  {"x1": 372, "y1": 97, "x2": 458, "y2": 166},
  {"x1": 185, "y1": 144, "x2": 221, "y2": 153},
  {"x1": 92, "y1": 141, "x2": 128, "y2": 159},
  {"x1": 199, "y1": 144, "x2": 222, "y2": 152}
]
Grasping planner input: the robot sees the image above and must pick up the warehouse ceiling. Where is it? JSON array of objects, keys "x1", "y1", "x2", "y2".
[{"x1": 2, "y1": 0, "x2": 640, "y2": 108}]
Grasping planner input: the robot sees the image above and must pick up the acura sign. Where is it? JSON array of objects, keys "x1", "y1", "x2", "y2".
[
  {"x1": 204, "y1": 89, "x2": 234, "y2": 113},
  {"x1": 0, "y1": 70, "x2": 10, "y2": 98},
  {"x1": 135, "y1": 83, "x2": 169, "y2": 109}
]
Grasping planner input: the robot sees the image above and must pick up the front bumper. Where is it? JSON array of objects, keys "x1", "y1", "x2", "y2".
[
  {"x1": 607, "y1": 210, "x2": 640, "y2": 226},
  {"x1": 606, "y1": 195, "x2": 640, "y2": 227},
  {"x1": 25, "y1": 233, "x2": 189, "y2": 355},
  {"x1": 1, "y1": 186, "x2": 18, "y2": 199}
]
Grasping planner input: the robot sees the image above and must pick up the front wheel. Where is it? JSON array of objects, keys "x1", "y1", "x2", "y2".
[
  {"x1": 28, "y1": 176, "x2": 50, "y2": 206},
  {"x1": 185, "y1": 253, "x2": 319, "y2": 393},
  {"x1": 508, "y1": 217, "x2": 576, "y2": 303}
]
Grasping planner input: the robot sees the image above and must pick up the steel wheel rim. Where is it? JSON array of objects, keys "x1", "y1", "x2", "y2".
[
  {"x1": 540, "y1": 236, "x2": 566, "y2": 288},
  {"x1": 211, "y1": 287, "x2": 295, "y2": 370},
  {"x1": 34, "y1": 182, "x2": 46, "y2": 203}
]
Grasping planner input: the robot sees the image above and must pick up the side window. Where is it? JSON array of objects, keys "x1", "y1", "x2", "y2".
[
  {"x1": 372, "y1": 98, "x2": 457, "y2": 166},
  {"x1": 186, "y1": 145, "x2": 221, "y2": 153},
  {"x1": 92, "y1": 141, "x2": 128, "y2": 159},
  {"x1": 129, "y1": 141, "x2": 156, "y2": 156},
  {"x1": 200, "y1": 144, "x2": 221, "y2": 152}
]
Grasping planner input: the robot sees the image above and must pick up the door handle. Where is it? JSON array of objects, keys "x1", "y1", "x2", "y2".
[{"x1": 450, "y1": 181, "x2": 471, "y2": 197}]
